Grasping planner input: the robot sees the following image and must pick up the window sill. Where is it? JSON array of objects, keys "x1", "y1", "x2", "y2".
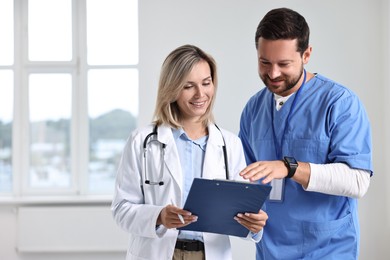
[{"x1": 0, "y1": 195, "x2": 113, "y2": 207}]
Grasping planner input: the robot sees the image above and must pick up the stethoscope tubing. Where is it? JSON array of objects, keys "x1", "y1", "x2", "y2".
[{"x1": 143, "y1": 124, "x2": 228, "y2": 186}]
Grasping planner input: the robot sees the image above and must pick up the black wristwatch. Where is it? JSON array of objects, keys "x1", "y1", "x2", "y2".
[{"x1": 283, "y1": 156, "x2": 298, "y2": 178}]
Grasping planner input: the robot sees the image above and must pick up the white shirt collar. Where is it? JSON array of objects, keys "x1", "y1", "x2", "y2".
[{"x1": 274, "y1": 93, "x2": 294, "y2": 111}]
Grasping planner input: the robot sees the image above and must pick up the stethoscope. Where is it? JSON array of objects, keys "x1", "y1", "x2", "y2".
[{"x1": 143, "y1": 124, "x2": 229, "y2": 186}]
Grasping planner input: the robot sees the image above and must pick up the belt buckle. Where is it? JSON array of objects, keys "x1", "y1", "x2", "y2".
[{"x1": 176, "y1": 240, "x2": 203, "y2": 252}]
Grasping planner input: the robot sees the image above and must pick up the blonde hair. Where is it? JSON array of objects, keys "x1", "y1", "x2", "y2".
[{"x1": 153, "y1": 44, "x2": 218, "y2": 128}]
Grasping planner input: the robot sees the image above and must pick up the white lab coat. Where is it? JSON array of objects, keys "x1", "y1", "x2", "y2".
[{"x1": 111, "y1": 123, "x2": 248, "y2": 260}]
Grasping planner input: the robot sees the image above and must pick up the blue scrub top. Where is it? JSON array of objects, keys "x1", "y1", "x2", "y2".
[{"x1": 239, "y1": 74, "x2": 372, "y2": 260}]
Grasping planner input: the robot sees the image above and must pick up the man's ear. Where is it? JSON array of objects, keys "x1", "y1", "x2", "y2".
[{"x1": 303, "y1": 46, "x2": 312, "y2": 64}]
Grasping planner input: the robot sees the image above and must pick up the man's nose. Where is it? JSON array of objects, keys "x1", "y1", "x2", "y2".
[{"x1": 267, "y1": 65, "x2": 281, "y2": 79}]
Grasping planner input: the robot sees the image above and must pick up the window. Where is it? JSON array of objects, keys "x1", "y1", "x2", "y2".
[
  {"x1": 0, "y1": 0, "x2": 14, "y2": 194},
  {"x1": 0, "y1": 0, "x2": 138, "y2": 195},
  {"x1": 0, "y1": 71, "x2": 13, "y2": 193}
]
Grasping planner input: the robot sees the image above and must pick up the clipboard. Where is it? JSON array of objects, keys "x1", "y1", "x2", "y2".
[{"x1": 178, "y1": 178, "x2": 272, "y2": 237}]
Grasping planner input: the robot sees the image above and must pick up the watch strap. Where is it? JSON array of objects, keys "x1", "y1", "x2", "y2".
[{"x1": 284, "y1": 156, "x2": 298, "y2": 178}]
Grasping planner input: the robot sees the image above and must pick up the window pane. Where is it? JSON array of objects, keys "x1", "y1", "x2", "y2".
[
  {"x1": 0, "y1": 0, "x2": 13, "y2": 65},
  {"x1": 29, "y1": 74, "x2": 72, "y2": 188},
  {"x1": 88, "y1": 69, "x2": 138, "y2": 193},
  {"x1": 0, "y1": 71, "x2": 13, "y2": 193},
  {"x1": 87, "y1": 0, "x2": 138, "y2": 65},
  {"x1": 28, "y1": 0, "x2": 72, "y2": 61}
]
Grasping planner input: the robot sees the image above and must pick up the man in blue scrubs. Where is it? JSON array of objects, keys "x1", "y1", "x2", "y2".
[{"x1": 239, "y1": 7, "x2": 373, "y2": 260}]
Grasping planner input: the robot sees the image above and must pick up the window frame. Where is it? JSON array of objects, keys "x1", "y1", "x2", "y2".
[{"x1": 8, "y1": 0, "x2": 138, "y2": 196}]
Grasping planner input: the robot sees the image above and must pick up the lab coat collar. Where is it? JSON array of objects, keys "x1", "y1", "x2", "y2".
[
  {"x1": 203, "y1": 123, "x2": 228, "y2": 180},
  {"x1": 157, "y1": 123, "x2": 224, "y2": 146},
  {"x1": 154, "y1": 123, "x2": 227, "y2": 190},
  {"x1": 207, "y1": 123, "x2": 225, "y2": 146},
  {"x1": 155, "y1": 124, "x2": 183, "y2": 193}
]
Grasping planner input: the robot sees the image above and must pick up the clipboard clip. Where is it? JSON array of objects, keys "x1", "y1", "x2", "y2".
[{"x1": 214, "y1": 179, "x2": 250, "y2": 188}]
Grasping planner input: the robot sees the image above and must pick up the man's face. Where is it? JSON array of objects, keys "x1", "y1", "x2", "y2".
[{"x1": 257, "y1": 38, "x2": 310, "y2": 96}]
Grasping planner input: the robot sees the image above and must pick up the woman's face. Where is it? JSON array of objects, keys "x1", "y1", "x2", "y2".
[{"x1": 176, "y1": 60, "x2": 214, "y2": 123}]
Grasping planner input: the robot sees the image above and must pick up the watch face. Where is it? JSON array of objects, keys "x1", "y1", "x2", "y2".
[{"x1": 284, "y1": 156, "x2": 297, "y2": 164}]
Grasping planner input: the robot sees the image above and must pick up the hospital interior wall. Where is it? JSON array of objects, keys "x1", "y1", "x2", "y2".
[
  {"x1": 0, "y1": 1, "x2": 388, "y2": 260},
  {"x1": 139, "y1": 1, "x2": 389, "y2": 259}
]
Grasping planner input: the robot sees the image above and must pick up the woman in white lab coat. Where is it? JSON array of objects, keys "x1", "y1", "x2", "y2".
[{"x1": 111, "y1": 44, "x2": 268, "y2": 260}]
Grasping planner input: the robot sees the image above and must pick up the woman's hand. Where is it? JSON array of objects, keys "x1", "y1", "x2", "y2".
[
  {"x1": 157, "y1": 204, "x2": 198, "y2": 229},
  {"x1": 234, "y1": 209, "x2": 268, "y2": 234}
]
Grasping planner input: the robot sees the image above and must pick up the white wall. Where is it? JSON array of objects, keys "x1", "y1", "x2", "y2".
[
  {"x1": 139, "y1": 0, "x2": 389, "y2": 259},
  {"x1": 0, "y1": 1, "x2": 388, "y2": 259},
  {"x1": 0, "y1": 201, "x2": 128, "y2": 260}
]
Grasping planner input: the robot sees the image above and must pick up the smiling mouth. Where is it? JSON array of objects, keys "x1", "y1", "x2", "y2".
[
  {"x1": 267, "y1": 77, "x2": 286, "y2": 86},
  {"x1": 190, "y1": 101, "x2": 207, "y2": 107},
  {"x1": 269, "y1": 80, "x2": 283, "y2": 86},
  {"x1": 268, "y1": 76, "x2": 285, "y2": 82}
]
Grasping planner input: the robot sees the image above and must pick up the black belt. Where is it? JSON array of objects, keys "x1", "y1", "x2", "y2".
[{"x1": 175, "y1": 240, "x2": 204, "y2": 252}]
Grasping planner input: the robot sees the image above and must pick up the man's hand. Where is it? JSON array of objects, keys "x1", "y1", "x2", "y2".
[
  {"x1": 240, "y1": 160, "x2": 311, "y2": 188},
  {"x1": 239, "y1": 160, "x2": 288, "y2": 184}
]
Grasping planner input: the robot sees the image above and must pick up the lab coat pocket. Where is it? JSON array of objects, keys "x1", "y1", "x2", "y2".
[
  {"x1": 128, "y1": 234, "x2": 175, "y2": 260},
  {"x1": 127, "y1": 236, "x2": 147, "y2": 259},
  {"x1": 301, "y1": 212, "x2": 357, "y2": 259}
]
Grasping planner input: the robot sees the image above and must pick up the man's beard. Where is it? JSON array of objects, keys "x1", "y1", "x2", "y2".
[{"x1": 261, "y1": 66, "x2": 304, "y2": 92}]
